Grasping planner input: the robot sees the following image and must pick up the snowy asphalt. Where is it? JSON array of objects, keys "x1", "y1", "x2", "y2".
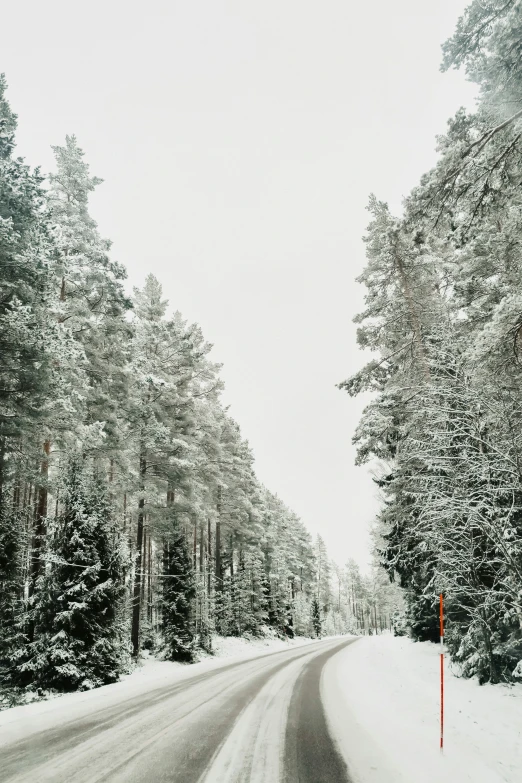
[{"x1": 1, "y1": 637, "x2": 357, "y2": 783}]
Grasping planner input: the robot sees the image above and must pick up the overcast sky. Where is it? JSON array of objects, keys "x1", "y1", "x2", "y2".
[{"x1": 4, "y1": 0, "x2": 477, "y2": 569}]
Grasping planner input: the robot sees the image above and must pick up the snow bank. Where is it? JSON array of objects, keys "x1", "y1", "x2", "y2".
[
  {"x1": 323, "y1": 634, "x2": 522, "y2": 783},
  {"x1": 208, "y1": 632, "x2": 318, "y2": 658}
]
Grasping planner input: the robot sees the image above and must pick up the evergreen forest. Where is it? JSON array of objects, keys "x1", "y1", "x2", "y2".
[
  {"x1": 343, "y1": 0, "x2": 522, "y2": 683},
  {"x1": 0, "y1": 76, "x2": 395, "y2": 704}
]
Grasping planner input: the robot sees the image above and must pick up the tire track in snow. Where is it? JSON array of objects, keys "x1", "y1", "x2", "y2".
[
  {"x1": 284, "y1": 640, "x2": 357, "y2": 783},
  {"x1": 196, "y1": 653, "x2": 306, "y2": 782}
]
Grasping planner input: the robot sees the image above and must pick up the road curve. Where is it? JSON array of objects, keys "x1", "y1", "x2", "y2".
[{"x1": 1, "y1": 637, "x2": 358, "y2": 783}]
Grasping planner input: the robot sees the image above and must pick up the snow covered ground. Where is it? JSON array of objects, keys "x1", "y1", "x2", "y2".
[{"x1": 323, "y1": 634, "x2": 522, "y2": 783}]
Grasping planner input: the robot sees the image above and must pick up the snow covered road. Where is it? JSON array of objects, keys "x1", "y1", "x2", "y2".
[{"x1": 0, "y1": 637, "x2": 357, "y2": 783}]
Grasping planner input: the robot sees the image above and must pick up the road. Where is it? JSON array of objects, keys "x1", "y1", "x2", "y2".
[{"x1": 1, "y1": 637, "x2": 357, "y2": 783}]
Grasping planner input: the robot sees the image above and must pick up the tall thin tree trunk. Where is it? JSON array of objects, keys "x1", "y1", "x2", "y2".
[
  {"x1": 162, "y1": 537, "x2": 169, "y2": 632},
  {"x1": 0, "y1": 437, "x2": 6, "y2": 525},
  {"x1": 23, "y1": 483, "x2": 32, "y2": 598},
  {"x1": 148, "y1": 534, "x2": 153, "y2": 624},
  {"x1": 141, "y1": 526, "x2": 147, "y2": 627},
  {"x1": 30, "y1": 440, "x2": 50, "y2": 596},
  {"x1": 207, "y1": 518, "x2": 212, "y2": 596},
  {"x1": 131, "y1": 450, "x2": 146, "y2": 656},
  {"x1": 480, "y1": 609, "x2": 498, "y2": 683},
  {"x1": 200, "y1": 523, "x2": 206, "y2": 635},
  {"x1": 161, "y1": 485, "x2": 175, "y2": 633},
  {"x1": 12, "y1": 472, "x2": 21, "y2": 513},
  {"x1": 215, "y1": 486, "x2": 222, "y2": 592},
  {"x1": 393, "y1": 244, "x2": 430, "y2": 381}
]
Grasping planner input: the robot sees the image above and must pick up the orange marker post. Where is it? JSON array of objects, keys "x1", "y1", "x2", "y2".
[{"x1": 440, "y1": 593, "x2": 444, "y2": 752}]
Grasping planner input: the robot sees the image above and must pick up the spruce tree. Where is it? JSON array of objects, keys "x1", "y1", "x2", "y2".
[
  {"x1": 0, "y1": 455, "x2": 21, "y2": 687},
  {"x1": 18, "y1": 456, "x2": 125, "y2": 691},
  {"x1": 293, "y1": 592, "x2": 313, "y2": 636},
  {"x1": 161, "y1": 514, "x2": 195, "y2": 662},
  {"x1": 311, "y1": 598, "x2": 322, "y2": 639},
  {"x1": 236, "y1": 551, "x2": 267, "y2": 635}
]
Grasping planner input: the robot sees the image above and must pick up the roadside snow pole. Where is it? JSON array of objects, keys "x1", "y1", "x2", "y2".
[{"x1": 440, "y1": 593, "x2": 444, "y2": 752}]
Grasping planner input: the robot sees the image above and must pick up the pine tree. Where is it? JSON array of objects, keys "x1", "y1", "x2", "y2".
[
  {"x1": 47, "y1": 135, "x2": 131, "y2": 453},
  {"x1": 0, "y1": 74, "x2": 52, "y2": 440},
  {"x1": 127, "y1": 275, "x2": 204, "y2": 655}
]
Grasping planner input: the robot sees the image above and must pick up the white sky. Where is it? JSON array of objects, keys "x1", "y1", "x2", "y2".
[{"x1": 3, "y1": 0, "x2": 477, "y2": 570}]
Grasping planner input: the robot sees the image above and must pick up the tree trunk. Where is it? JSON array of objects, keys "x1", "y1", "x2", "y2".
[
  {"x1": 23, "y1": 483, "x2": 32, "y2": 598},
  {"x1": 131, "y1": 450, "x2": 146, "y2": 656},
  {"x1": 480, "y1": 609, "x2": 498, "y2": 683},
  {"x1": 141, "y1": 527, "x2": 147, "y2": 623},
  {"x1": 12, "y1": 470, "x2": 21, "y2": 513},
  {"x1": 215, "y1": 486, "x2": 222, "y2": 591},
  {"x1": 200, "y1": 523, "x2": 206, "y2": 634},
  {"x1": 0, "y1": 436, "x2": 5, "y2": 511},
  {"x1": 162, "y1": 537, "x2": 169, "y2": 631},
  {"x1": 148, "y1": 533, "x2": 153, "y2": 624},
  {"x1": 207, "y1": 518, "x2": 212, "y2": 595},
  {"x1": 30, "y1": 440, "x2": 50, "y2": 595},
  {"x1": 393, "y1": 244, "x2": 430, "y2": 381}
]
